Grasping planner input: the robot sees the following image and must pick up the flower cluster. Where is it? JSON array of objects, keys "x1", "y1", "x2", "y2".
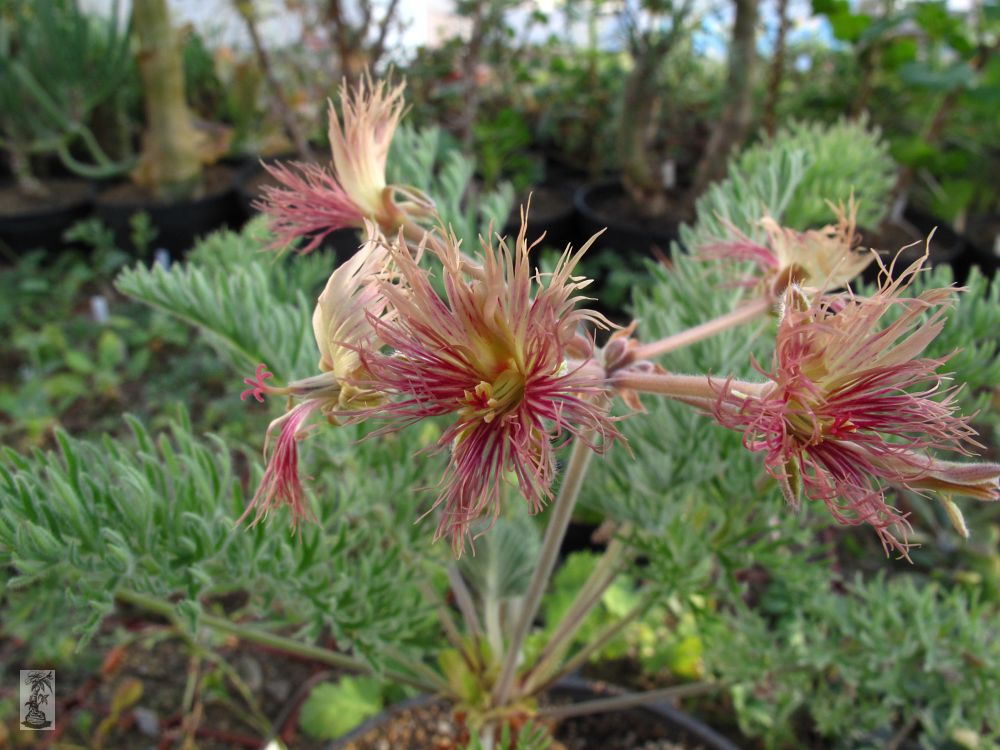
[
  {"x1": 714, "y1": 255, "x2": 999, "y2": 556},
  {"x1": 242, "y1": 75, "x2": 997, "y2": 560},
  {"x1": 240, "y1": 214, "x2": 618, "y2": 552},
  {"x1": 356, "y1": 218, "x2": 618, "y2": 551}
]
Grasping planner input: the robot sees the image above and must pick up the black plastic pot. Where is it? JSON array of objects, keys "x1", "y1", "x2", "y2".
[
  {"x1": 966, "y1": 213, "x2": 1000, "y2": 278},
  {"x1": 503, "y1": 184, "x2": 578, "y2": 251},
  {"x1": 0, "y1": 179, "x2": 94, "y2": 253},
  {"x1": 328, "y1": 675, "x2": 741, "y2": 750},
  {"x1": 235, "y1": 156, "x2": 278, "y2": 222},
  {"x1": 94, "y1": 167, "x2": 241, "y2": 256},
  {"x1": 574, "y1": 179, "x2": 679, "y2": 260},
  {"x1": 860, "y1": 207, "x2": 970, "y2": 285}
]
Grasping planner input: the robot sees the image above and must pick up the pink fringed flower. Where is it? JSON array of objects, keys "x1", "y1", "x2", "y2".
[
  {"x1": 257, "y1": 161, "x2": 366, "y2": 253},
  {"x1": 715, "y1": 254, "x2": 1000, "y2": 557},
  {"x1": 257, "y1": 77, "x2": 413, "y2": 252},
  {"x1": 238, "y1": 400, "x2": 322, "y2": 528},
  {"x1": 354, "y1": 217, "x2": 619, "y2": 554},
  {"x1": 703, "y1": 200, "x2": 872, "y2": 297},
  {"x1": 239, "y1": 230, "x2": 393, "y2": 526}
]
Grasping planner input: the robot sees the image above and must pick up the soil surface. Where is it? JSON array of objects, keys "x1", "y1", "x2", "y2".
[
  {"x1": 341, "y1": 694, "x2": 703, "y2": 750},
  {"x1": 96, "y1": 164, "x2": 236, "y2": 207},
  {"x1": 1, "y1": 612, "x2": 338, "y2": 749},
  {"x1": 0, "y1": 178, "x2": 92, "y2": 216}
]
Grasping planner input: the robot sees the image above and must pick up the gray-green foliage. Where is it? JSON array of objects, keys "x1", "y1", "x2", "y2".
[
  {"x1": 682, "y1": 146, "x2": 810, "y2": 251},
  {"x1": 736, "y1": 116, "x2": 896, "y2": 231},
  {"x1": 7, "y1": 220, "x2": 454, "y2": 664},
  {"x1": 388, "y1": 124, "x2": 515, "y2": 250},
  {"x1": 710, "y1": 573, "x2": 1000, "y2": 748},
  {"x1": 115, "y1": 218, "x2": 330, "y2": 381},
  {"x1": 683, "y1": 116, "x2": 895, "y2": 254},
  {"x1": 0, "y1": 410, "x2": 440, "y2": 664}
]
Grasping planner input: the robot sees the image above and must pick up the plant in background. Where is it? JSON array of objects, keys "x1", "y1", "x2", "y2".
[
  {"x1": 734, "y1": 116, "x2": 896, "y2": 230},
  {"x1": 473, "y1": 107, "x2": 543, "y2": 193},
  {"x1": 3, "y1": 75, "x2": 1000, "y2": 749},
  {"x1": 531, "y1": 41, "x2": 627, "y2": 176},
  {"x1": 614, "y1": 0, "x2": 762, "y2": 217},
  {"x1": 614, "y1": 0, "x2": 699, "y2": 216},
  {"x1": 129, "y1": 0, "x2": 218, "y2": 202},
  {"x1": 0, "y1": 0, "x2": 135, "y2": 194},
  {"x1": 813, "y1": 0, "x2": 1000, "y2": 228}
]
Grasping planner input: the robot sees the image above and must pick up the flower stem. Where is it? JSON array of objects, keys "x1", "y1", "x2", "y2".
[
  {"x1": 529, "y1": 589, "x2": 658, "y2": 695},
  {"x1": 630, "y1": 297, "x2": 772, "y2": 361},
  {"x1": 115, "y1": 589, "x2": 441, "y2": 692},
  {"x1": 492, "y1": 436, "x2": 595, "y2": 707},
  {"x1": 517, "y1": 525, "x2": 632, "y2": 696},
  {"x1": 537, "y1": 681, "x2": 724, "y2": 720},
  {"x1": 612, "y1": 372, "x2": 767, "y2": 401}
]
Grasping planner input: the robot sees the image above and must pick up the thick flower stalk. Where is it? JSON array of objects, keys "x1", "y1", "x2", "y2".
[
  {"x1": 703, "y1": 200, "x2": 872, "y2": 297},
  {"x1": 237, "y1": 227, "x2": 393, "y2": 527},
  {"x1": 352, "y1": 217, "x2": 619, "y2": 553},
  {"x1": 714, "y1": 254, "x2": 1000, "y2": 556},
  {"x1": 257, "y1": 76, "x2": 431, "y2": 252}
]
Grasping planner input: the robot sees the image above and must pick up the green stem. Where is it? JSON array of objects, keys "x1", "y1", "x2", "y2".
[
  {"x1": 517, "y1": 525, "x2": 632, "y2": 696},
  {"x1": 115, "y1": 589, "x2": 438, "y2": 692},
  {"x1": 530, "y1": 589, "x2": 658, "y2": 695},
  {"x1": 492, "y1": 436, "x2": 595, "y2": 707},
  {"x1": 630, "y1": 296, "x2": 772, "y2": 362}
]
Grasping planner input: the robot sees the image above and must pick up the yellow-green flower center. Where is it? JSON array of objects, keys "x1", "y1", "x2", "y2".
[{"x1": 460, "y1": 364, "x2": 526, "y2": 423}]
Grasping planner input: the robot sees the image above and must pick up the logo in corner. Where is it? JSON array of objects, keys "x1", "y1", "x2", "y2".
[{"x1": 20, "y1": 670, "x2": 55, "y2": 730}]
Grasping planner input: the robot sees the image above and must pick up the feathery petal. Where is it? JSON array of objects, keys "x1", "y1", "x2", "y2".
[
  {"x1": 715, "y1": 252, "x2": 996, "y2": 557},
  {"x1": 354, "y1": 215, "x2": 619, "y2": 554}
]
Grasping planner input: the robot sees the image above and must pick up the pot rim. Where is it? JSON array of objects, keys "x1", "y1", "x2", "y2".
[{"x1": 327, "y1": 674, "x2": 742, "y2": 750}]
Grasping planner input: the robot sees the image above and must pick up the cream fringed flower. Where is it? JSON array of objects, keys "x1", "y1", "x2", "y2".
[
  {"x1": 703, "y1": 199, "x2": 873, "y2": 297},
  {"x1": 237, "y1": 228, "x2": 393, "y2": 527},
  {"x1": 257, "y1": 77, "x2": 430, "y2": 253}
]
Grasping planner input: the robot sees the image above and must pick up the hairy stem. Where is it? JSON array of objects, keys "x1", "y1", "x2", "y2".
[
  {"x1": 612, "y1": 372, "x2": 765, "y2": 402},
  {"x1": 492, "y1": 436, "x2": 595, "y2": 706},
  {"x1": 115, "y1": 589, "x2": 440, "y2": 692},
  {"x1": 630, "y1": 296, "x2": 772, "y2": 361}
]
